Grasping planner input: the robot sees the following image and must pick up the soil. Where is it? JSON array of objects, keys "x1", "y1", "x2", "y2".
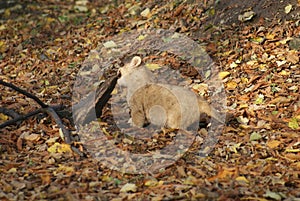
[{"x1": 211, "y1": 0, "x2": 299, "y2": 25}]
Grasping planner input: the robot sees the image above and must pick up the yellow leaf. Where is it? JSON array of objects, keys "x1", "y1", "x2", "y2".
[
  {"x1": 235, "y1": 176, "x2": 249, "y2": 183},
  {"x1": 279, "y1": 37, "x2": 293, "y2": 44},
  {"x1": 4, "y1": 9, "x2": 10, "y2": 18},
  {"x1": 285, "y1": 148, "x2": 300, "y2": 153},
  {"x1": 144, "y1": 179, "x2": 158, "y2": 187},
  {"x1": 239, "y1": 103, "x2": 248, "y2": 109},
  {"x1": 241, "y1": 77, "x2": 248, "y2": 83},
  {"x1": 218, "y1": 71, "x2": 231, "y2": 79},
  {"x1": 8, "y1": 168, "x2": 17, "y2": 173},
  {"x1": 0, "y1": 40, "x2": 7, "y2": 53},
  {"x1": 146, "y1": 63, "x2": 161, "y2": 70},
  {"x1": 267, "y1": 140, "x2": 281, "y2": 149},
  {"x1": 0, "y1": 113, "x2": 9, "y2": 121},
  {"x1": 47, "y1": 142, "x2": 72, "y2": 153},
  {"x1": 137, "y1": 35, "x2": 146, "y2": 41},
  {"x1": 57, "y1": 164, "x2": 75, "y2": 174},
  {"x1": 46, "y1": 17, "x2": 55, "y2": 24},
  {"x1": 288, "y1": 118, "x2": 299, "y2": 130},
  {"x1": 266, "y1": 33, "x2": 276, "y2": 40},
  {"x1": 141, "y1": 8, "x2": 151, "y2": 18},
  {"x1": 279, "y1": 70, "x2": 290, "y2": 76},
  {"x1": 0, "y1": 25, "x2": 6, "y2": 31},
  {"x1": 285, "y1": 4, "x2": 292, "y2": 14},
  {"x1": 192, "y1": 83, "x2": 208, "y2": 95},
  {"x1": 250, "y1": 37, "x2": 265, "y2": 44},
  {"x1": 226, "y1": 81, "x2": 237, "y2": 90},
  {"x1": 255, "y1": 94, "x2": 264, "y2": 104},
  {"x1": 111, "y1": 88, "x2": 118, "y2": 95}
]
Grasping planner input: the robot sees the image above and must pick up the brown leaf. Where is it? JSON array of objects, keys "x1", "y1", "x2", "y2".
[
  {"x1": 287, "y1": 51, "x2": 299, "y2": 64},
  {"x1": 267, "y1": 140, "x2": 281, "y2": 149}
]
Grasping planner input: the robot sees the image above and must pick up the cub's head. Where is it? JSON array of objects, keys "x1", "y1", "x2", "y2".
[{"x1": 117, "y1": 56, "x2": 142, "y2": 86}]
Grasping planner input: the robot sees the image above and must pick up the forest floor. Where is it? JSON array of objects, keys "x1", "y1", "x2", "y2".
[{"x1": 1, "y1": 0, "x2": 300, "y2": 200}]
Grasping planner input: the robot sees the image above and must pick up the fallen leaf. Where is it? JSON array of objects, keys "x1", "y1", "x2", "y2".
[
  {"x1": 7, "y1": 168, "x2": 17, "y2": 173},
  {"x1": 238, "y1": 11, "x2": 255, "y2": 22},
  {"x1": 285, "y1": 153, "x2": 300, "y2": 160},
  {"x1": 144, "y1": 179, "x2": 158, "y2": 187},
  {"x1": 218, "y1": 71, "x2": 231, "y2": 79},
  {"x1": 264, "y1": 190, "x2": 283, "y2": 201},
  {"x1": 286, "y1": 51, "x2": 299, "y2": 64},
  {"x1": 235, "y1": 176, "x2": 249, "y2": 183},
  {"x1": 250, "y1": 37, "x2": 265, "y2": 44},
  {"x1": 56, "y1": 164, "x2": 75, "y2": 174},
  {"x1": 250, "y1": 132, "x2": 262, "y2": 141},
  {"x1": 120, "y1": 183, "x2": 137, "y2": 193},
  {"x1": 230, "y1": 62, "x2": 238, "y2": 68},
  {"x1": 40, "y1": 173, "x2": 51, "y2": 185},
  {"x1": 208, "y1": 167, "x2": 237, "y2": 181},
  {"x1": 24, "y1": 133, "x2": 40, "y2": 142},
  {"x1": 141, "y1": 8, "x2": 151, "y2": 18},
  {"x1": 267, "y1": 140, "x2": 281, "y2": 149},
  {"x1": 269, "y1": 96, "x2": 291, "y2": 104},
  {"x1": 285, "y1": 4, "x2": 292, "y2": 14},
  {"x1": 237, "y1": 116, "x2": 249, "y2": 124},
  {"x1": 47, "y1": 142, "x2": 73, "y2": 153},
  {"x1": 278, "y1": 70, "x2": 290, "y2": 76},
  {"x1": 103, "y1": 40, "x2": 117, "y2": 48},
  {"x1": 0, "y1": 113, "x2": 9, "y2": 121},
  {"x1": 184, "y1": 175, "x2": 198, "y2": 185},
  {"x1": 255, "y1": 94, "x2": 264, "y2": 105},
  {"x1": 192, "y1": 83, "x2": 208, "y2": 95},
  {"x1": 146, "y1": 63, "x2": 161, "y2": 70},
  {"x1": 226, "y1": 81, "x2": 237, "y2": 90},
  {"x1": 177, "y1": 166, "x2": 187, "y2": 177},
  {"x1": 288, "y1": 118, "x2": 299, "y2": 129}
]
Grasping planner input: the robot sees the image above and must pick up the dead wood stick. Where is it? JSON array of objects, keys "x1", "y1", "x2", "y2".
[
  {"x1": 0, "y1": 79, "x2": 72, "y2": 145},
  {"x1": 0, "y1": 107, "x2": 20, "y2": 119},
  {"x1": 0, "y1": 79, "x2": 48, "y2": 108},
  {"x1": 0, "y1": 108, "x2": 42, "y2": 129},
  {"x1": 72, "y1": 73, "x2": 119, "y2": 126}
]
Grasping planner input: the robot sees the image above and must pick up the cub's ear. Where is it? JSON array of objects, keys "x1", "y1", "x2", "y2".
[{"x1": 130, "y1": 56, "x2": 142, "y2": 68}]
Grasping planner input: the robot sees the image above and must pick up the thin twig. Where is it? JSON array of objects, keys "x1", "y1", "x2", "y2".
[
  {"x1": 43, "y1": 107, "x2": 71, "y2": 144},
  {"x1": 0, "y1": 105, "x2": 64, "y2": 129},
  {"x1": 0, "y1": 108, "x2": 43, "y2": 129},
  {"x1": 0, "y1": 79, "x2": 48, "y2": 108}
]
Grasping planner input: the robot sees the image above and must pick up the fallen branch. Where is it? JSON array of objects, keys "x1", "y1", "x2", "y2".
[
  {"x1": 0, "y1": 105, "x2": 64, "y2": 129},
  {"x1": 0, "y1": 79, "x2": 72, "y2": 145},
  {"x1": 0, "y1": 79, "x2": 48, "y2": 108},
  {"x1": 72, "y1": 73, "x2": 120, "y2": 126},
  {"x1": 0, "y1": 73, "x2": 119, "y2": 157}
]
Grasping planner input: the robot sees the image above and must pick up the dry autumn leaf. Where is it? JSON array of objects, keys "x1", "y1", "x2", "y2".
[
  {"x1": 267, "y1": 140, "x2": 281, "y2": 149},
  {"x1": 47, "y1": 142, "x2": 73, "y2": 153},
  {"x1": 120, "y1": 183, "x2": 137, "y2": 193}
]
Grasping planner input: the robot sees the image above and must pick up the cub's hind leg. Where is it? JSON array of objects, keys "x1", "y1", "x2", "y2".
[{"x1": 130, "y1": 102, "x2": 146, "y2": 128}]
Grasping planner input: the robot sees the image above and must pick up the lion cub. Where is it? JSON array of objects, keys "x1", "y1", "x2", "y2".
[{"x1": 117, "y1": 56, "x2": 222, "y2": 130}]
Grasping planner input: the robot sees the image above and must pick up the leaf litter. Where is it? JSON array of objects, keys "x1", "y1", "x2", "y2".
[{"x1": 0, "y1": 0, "x2": 300, "y2": 200}]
